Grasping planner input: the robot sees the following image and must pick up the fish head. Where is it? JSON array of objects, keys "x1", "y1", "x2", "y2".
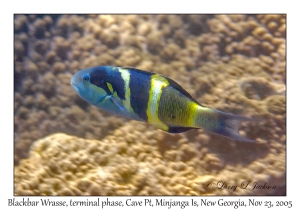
[{"x1": 71, "y1": 68, "x2": 108, "y2": 106}]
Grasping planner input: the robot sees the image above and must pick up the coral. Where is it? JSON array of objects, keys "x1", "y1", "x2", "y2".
[
  {"x1": 14, "y1": 14, "x2": 285, "y2": 195},
  {"x1": 15, "y1": 120, "x2": 285, "y2": 196}
]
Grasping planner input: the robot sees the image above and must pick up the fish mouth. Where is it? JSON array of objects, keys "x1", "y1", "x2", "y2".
[{"x1": 70, "y1": 81, "x2": 79, "y2": 93}]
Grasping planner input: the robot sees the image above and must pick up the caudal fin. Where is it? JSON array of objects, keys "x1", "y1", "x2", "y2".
[{"x1": 206, "y1": 109, "x2": 258, "y2": 143}]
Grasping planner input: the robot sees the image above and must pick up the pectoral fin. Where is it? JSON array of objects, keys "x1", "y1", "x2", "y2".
[
  {"x1": 110, "y1": 96, "x2": 126, "y2": 111},
  {"x1": 96, "y1": 95, "x2": 109, "y2": 104}
]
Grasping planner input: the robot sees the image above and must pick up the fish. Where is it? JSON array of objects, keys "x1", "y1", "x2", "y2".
[{"x1": 71, "y1": 66, "x2": 257, "y2": 142}]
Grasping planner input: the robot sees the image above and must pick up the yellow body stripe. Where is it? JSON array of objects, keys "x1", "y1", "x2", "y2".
[
  {"x1": 146, "y1": 75, "x2": 169, "y2": 131},
  {"x1": 187, "y1": 102, "x2": 200, "y2": 127},
  {"x1": 118, "y1": 68, "x2": 133, "y2": 111},
  {"x1": 107, "y1": 83, "x2": 114, "y2": 93}
]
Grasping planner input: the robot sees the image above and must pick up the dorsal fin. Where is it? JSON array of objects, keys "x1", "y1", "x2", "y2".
[
  {"x1": 119, "y1": 66, "x2": 205, "y2": 107},
  {"x1": 165, "y1": 77, "x2": 205, "y2": 107}
]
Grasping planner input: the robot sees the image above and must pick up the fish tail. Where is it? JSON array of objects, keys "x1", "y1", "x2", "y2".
[{"x1": 195, "y1": 108, "x2": 258, "y2": 143}]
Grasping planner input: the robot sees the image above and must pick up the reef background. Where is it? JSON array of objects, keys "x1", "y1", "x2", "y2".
[{"x1": 14, "y1": 14, "x2": 286, "y2": 195}]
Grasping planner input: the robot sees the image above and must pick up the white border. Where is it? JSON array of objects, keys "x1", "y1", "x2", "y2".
[{"x1": 2, "y1": 0, "x2": 296, "y2": 209}]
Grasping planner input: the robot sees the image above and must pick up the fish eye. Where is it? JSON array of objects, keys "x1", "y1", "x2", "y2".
[{"x1": 82, "y1": 74, "x2": 90, "y2": 82}]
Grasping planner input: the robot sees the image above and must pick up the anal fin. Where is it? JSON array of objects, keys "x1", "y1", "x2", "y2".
[{"x1": 168, "y1": 126, "x2": 196, "y2": 133}]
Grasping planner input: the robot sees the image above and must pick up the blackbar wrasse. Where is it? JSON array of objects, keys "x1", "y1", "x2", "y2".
[{"x1": 71, "y1": 66, "x2": 257, "y2": 142}]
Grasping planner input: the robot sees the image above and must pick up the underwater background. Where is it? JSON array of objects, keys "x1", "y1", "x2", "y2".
[{"x1": 14, "y1": 14, "x2": 286, "y2": 195}]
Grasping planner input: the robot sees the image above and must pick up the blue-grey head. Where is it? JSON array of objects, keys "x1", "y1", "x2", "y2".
[{"x1": 70, "y1": 67, "x2": 109, "y2": 106}]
